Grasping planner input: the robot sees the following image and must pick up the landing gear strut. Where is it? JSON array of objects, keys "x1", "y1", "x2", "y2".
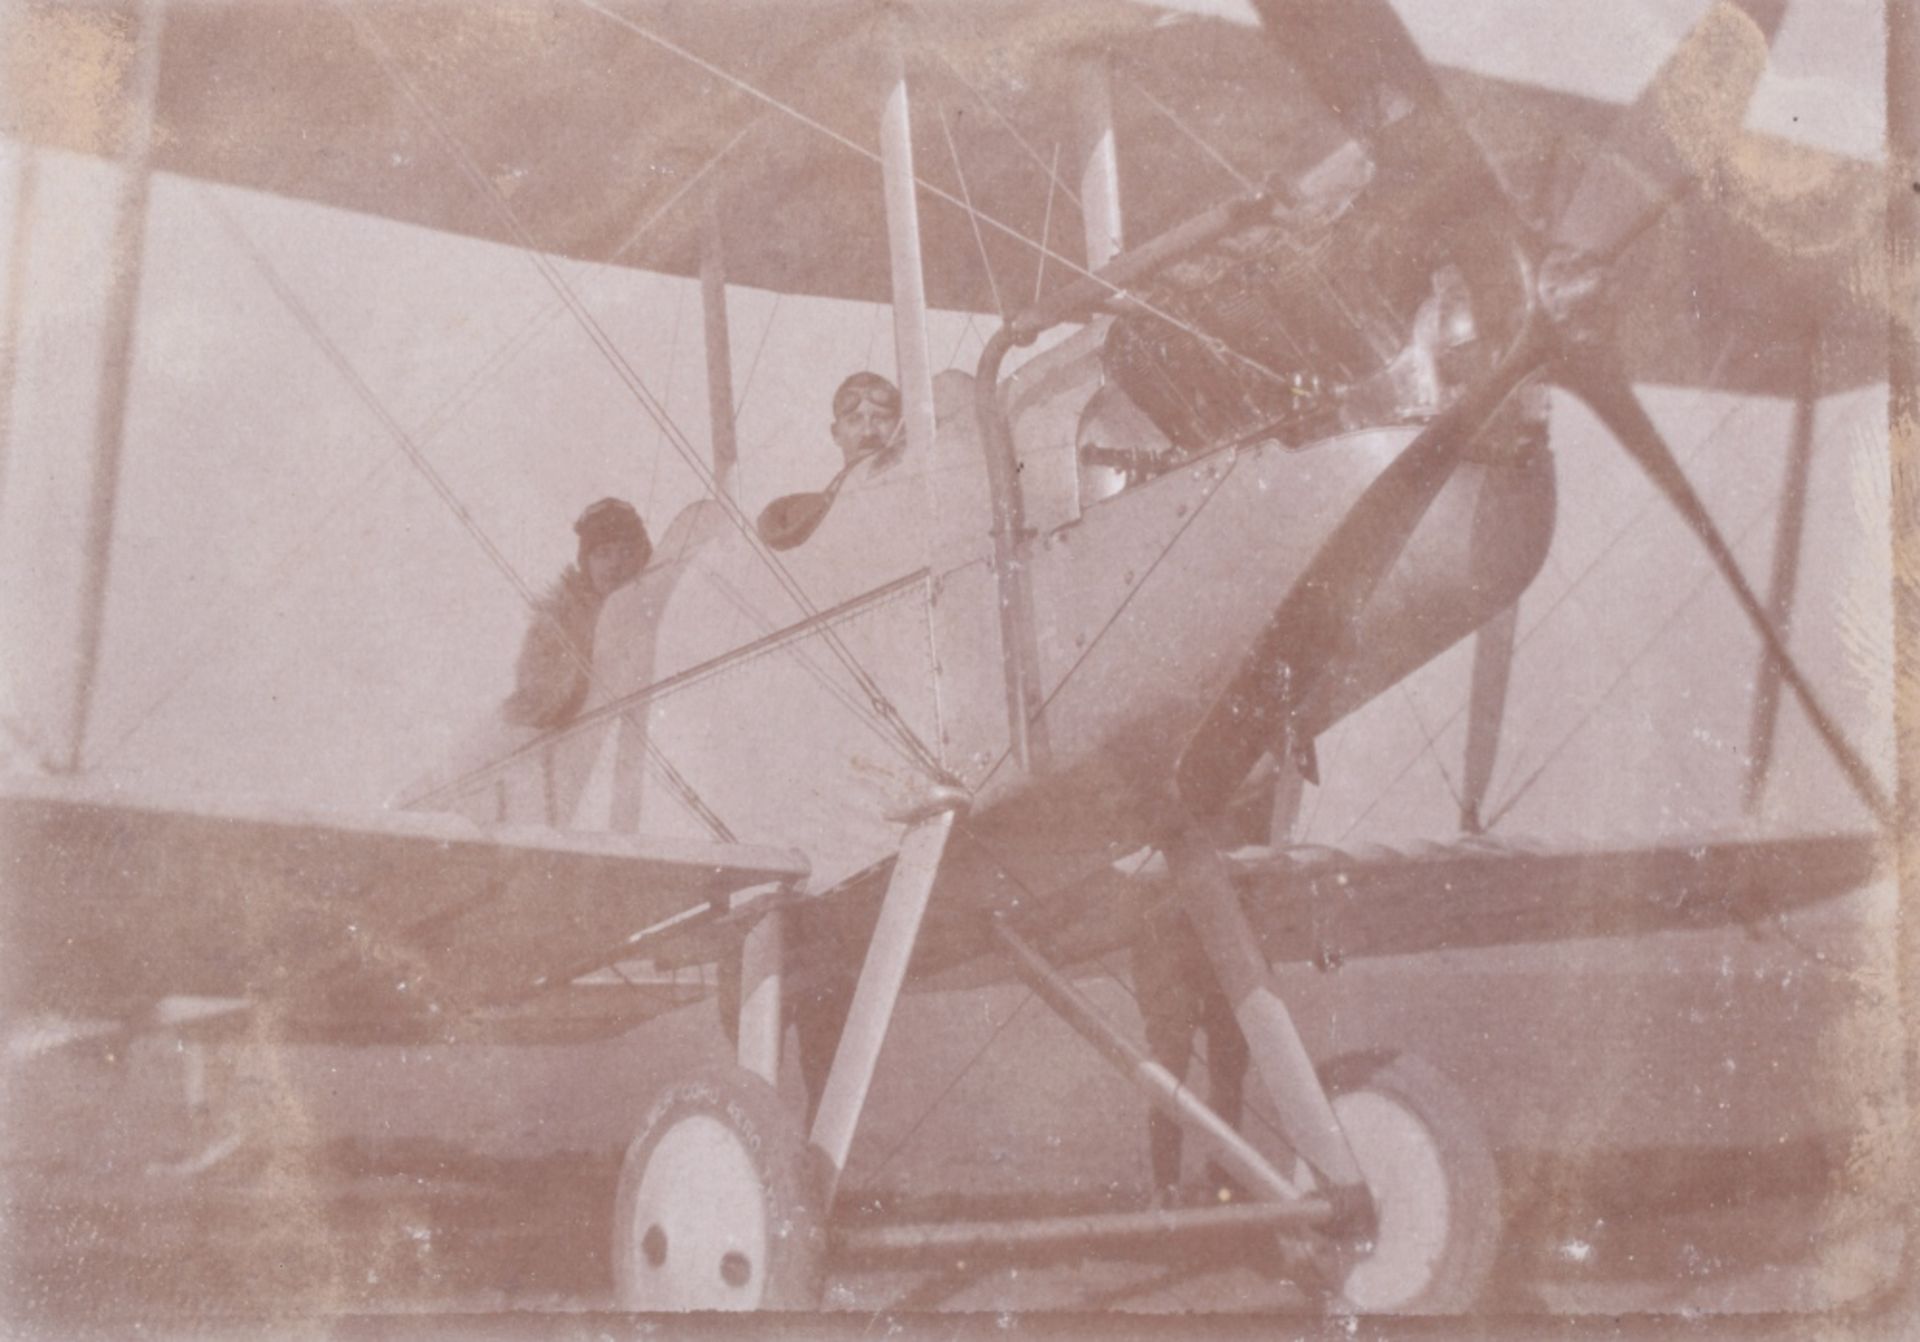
[{"x1": 613, "y1": 815, "x2": 1501, "y2": 1314}]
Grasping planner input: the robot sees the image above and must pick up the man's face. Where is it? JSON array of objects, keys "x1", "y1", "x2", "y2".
[
  {"x1": 585, "y1": 539, "x2": 647, "y2": 596},
  {"x1": 831, "y1": 390, "x2": 902, "y2": 465}
]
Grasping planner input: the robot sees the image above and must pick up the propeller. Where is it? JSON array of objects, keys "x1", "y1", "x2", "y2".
[
  {"x1": 1548, "y1": 0, "x2": 1782, "y2": 266},
  {"x1": 1249, "y1": 0, "x2": 1526, "y2": 313},
  {"x1": 1250, "y1": 0, "x2": 1494, "y2": 175},
  {"x1": 1177, "y1": 1, "x2": 1894, "y2": 831},
  {"x1": 1175, "y1": 315, "x2": 1550, "y2": 815}
]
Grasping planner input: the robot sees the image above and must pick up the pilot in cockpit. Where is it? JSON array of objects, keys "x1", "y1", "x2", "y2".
[
  {"x1": 829, "y1": 371, "x2": 904, "y2": 471},
  {"x1": 755, "y1": 371, "x2": 908, "y2": 553}
]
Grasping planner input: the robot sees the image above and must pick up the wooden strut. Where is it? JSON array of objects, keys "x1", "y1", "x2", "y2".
[
  {"x1": 823, "y1": 919, "x2": 1352, "y2": 1274},
  {"x1": 878, "y1": 21, "x2": 937, "y2": 465},
  {"x1": 989, "y1": 915, "x2": 1307, "y2": 1205},
  {"x1": 1075, "y1": 54, "x2": 1123, "y2": 272},
  {"x1": 67, "y1": 0, "x2": 166, "y2": 771},
  {"x1": 808, "y1": 798, "x2": 965, "y2": 1201},
  {"x1": 735, "y1": 901, "x2": 783, "y2": 1084},
  {"x1": 1160, "y1": 831, "x2": 1367, "y2": 1190},
  {"x1": 699, "y1": 187, "x2": 739, "y2": 497}
]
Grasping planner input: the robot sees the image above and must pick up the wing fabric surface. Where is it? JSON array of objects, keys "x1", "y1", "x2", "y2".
[
  {"x1": 0, "y1": 0, "x2": 1884, "y2": 393},
  {"x1": 0, "y1": 776, "x2": 805, "y2": 1038},
  {"x1": 909, "y1": 832, "x2": 1880, "y2": 994},
  {"x1": 1232, "y1": 833, "x2": 1881, "y2": 965}
]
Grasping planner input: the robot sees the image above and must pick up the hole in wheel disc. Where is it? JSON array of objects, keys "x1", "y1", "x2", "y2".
[
  {"x1": 719, "y1": 1251, "x2": 753, "y2": 1289},
  {"x1": 642, "y1": 1224, "x2": 667, "y2": 1267}
]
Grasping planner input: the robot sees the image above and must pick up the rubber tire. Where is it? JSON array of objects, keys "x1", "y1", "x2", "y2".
[
  {"x1": 612, "y1": 1064, "x2": 826, "y2": 1311},
  {"x1": 1318, "y1": 1051, "x2": 1502, "y2": 1314}
]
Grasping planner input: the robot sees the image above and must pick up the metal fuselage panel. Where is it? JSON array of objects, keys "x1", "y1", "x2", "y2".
[{"x1": 941, "y1": 424, "x2": 1556, "y2": 905}]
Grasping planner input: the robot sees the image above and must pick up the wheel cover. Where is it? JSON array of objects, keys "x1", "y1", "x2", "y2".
[
  {"x1": 1332, "y1": 1088, "x2": 1453, "y2": 1312},
  {"x1": 625, "y1": 1114, "x2": 773, "y2": 1310}
]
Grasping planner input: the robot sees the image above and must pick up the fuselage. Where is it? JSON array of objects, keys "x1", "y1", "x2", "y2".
[
  {"x1": 943, "y1": 411, "x2": 1556, "y2": 908},
  {"x1": 420, "y1": 341, "x2": 1556, "y2": 928}
]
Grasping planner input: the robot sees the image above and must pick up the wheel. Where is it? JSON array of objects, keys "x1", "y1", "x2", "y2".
[
  {"x1": 1315, "y1": 1051, "x2": 1502, "y2": 1314},
  {"x1": 611, "y1": 1064, "x2": 826, "y2": 1311}
]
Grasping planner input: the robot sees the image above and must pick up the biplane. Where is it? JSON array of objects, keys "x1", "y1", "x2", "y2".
[{"x1": 0, "y1": 0, "x2": 1901, "y2": 1316}]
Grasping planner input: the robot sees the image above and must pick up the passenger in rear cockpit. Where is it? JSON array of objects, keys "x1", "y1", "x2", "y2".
[{"x1": 500, "y1": 497, "x2": 652, "y2": 730}]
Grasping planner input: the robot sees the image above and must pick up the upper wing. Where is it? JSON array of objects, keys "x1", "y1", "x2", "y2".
[
  {"x1": 2, "y1": 0, "x2": 1883, "y2": 394},
  {"x1": 0, "y1": 775, "x2": 805, "y2": 1041}
]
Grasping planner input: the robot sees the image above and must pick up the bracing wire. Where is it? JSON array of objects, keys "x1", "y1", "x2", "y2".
[
  {"x1": 643, "y1": 284, "x2": 684, "y2": 516},
  {"x1": 199, "y1": 196, "x2": 546, "y2": 637},
  {"x1": 565, "y1": 0, "x2": 1305, "y2": 399},
  {"x1": 1120, "y1": 69, "x2": 1259, "y2": 196},
  {"x1": 877, "y1": 821, "x2": 1300, "y2": 1168},
  {"x1": 559, "y1": 0, "x2": 1370, "y2": 795},
  {"x1": 337, "y1": 3, "x2": 948, "y2": 788},
  {"x1": 697, "y1": 566, "x2": 926, "y2": 752},
  {"x1": 731, "y1": 291, "x2": 784, "y2": 419},
  {"x1": 1330, "y1": 398, "x2": 1753, "y2": 844},
  {"x1": 192, "y1": 188, "x2": 735, "y2": 841},
  {"x1": 891, "y1": 0, "x2": 1298, "y2": 419},
  {"x1": 1481, "y1": 494, "x2": 1780, "y2": 832},
  {"x1": 862, "y1": 987, "x2": 1033, "y2": 1184},
  {"x1": 943, "y1": 312, "x2": 979, "y2": 371},
  {"x1": 1395, "y1": 683, "x2": 1464, "y2": 815},
  {"x1": 1032, "y1": 142, "x2": 1062, "y2": 306},
  {"x1": 939, "y1": 107, "x2": 1006, "y2": 320},
  {"x1": 901, "y1": 0, "x2": 1085, "y2": 213},
  {"x1": 89, "y1": 254, "x2": 548, "y2": 771},
  {"x1": 902, "y1": 0, "x2": 1339, "y2": 435},
  {"x1": 90, "y1": 124, "x2": 751, "y2": 773}
]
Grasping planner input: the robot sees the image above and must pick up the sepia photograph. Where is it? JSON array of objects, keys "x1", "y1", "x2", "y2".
[{"x1": 1, "y1": 0, "x2": 1914, "y2": 1332}]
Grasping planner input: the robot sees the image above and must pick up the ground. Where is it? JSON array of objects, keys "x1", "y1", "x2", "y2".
[{"x1": 4, "y1": 921, "x2": 1906, "y2": 1327}]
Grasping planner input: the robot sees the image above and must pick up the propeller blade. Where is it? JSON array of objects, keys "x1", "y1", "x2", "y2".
[
  {"x1": 1460, "y1": 602, "x2": 1517, "y2": 834},
  {"x1": 1250, "y1": 0, "x2": 1528, "y2": 341},
  {"x1": 1548, "y1": 0, "x2": 1778, "y2": 266},
  {"x1": 1743, "y1": 327, "x2": 1819, "y2": 809},
  {"x1": 1175, "y1": 320, "x2": 1551, "y2": 816},
  {"x1": 1251, "y1": 0, "x2": 1458, "y2": 142},
  {"x1": 1251, "y1": 0, "x2": 1515, "y2": 224},
  {"x1": 1557, "y1": 356, "x2": 1893, "y2": 829}
]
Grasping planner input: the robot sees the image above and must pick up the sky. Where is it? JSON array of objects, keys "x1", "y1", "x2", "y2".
[{"x1": 0, "y1": 0, "x2": 1896, "y2": 848}]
